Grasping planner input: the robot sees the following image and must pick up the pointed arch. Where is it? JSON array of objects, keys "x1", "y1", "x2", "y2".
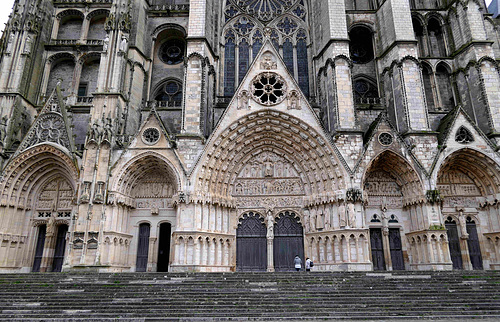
[{"x1": 194, "y1": 110, "x2": 347, "y2": 207}]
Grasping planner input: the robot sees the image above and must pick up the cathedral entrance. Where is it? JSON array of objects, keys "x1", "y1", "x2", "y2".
[
  {"x1": 32, "y1": 225, "x2": 46, "y2": 272},
  {"x1": 51, "y1": 224, "x2": 68, "y2": 272},
  {"x1": 136, "y1": 223, "x2": 151, "y2": 272},
  {"x1": 273, "y1": 211, "x2": 304, "y2": 271},
  {"x1": 236, "y1": 212, "x2": 267, "y2": 271},
  {"x1": 370, "y1": 228, "x2": 386, "y2": 270},
  {"x1": 445, "y1": 217, "x2": 463, "y2": 269},
  {"x1": 466, "y1": 217, "x2": 483, "y2": 270},
  {"x1": 157, "y1": 223, "x2": 172, "y2": 272}
]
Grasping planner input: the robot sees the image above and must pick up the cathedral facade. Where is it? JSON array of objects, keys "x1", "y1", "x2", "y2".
[{"x1": 0, "y1": 0, "x2": 499, "y2": 273}]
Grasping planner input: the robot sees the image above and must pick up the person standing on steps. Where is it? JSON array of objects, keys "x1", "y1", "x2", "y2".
[
  {"x1": 305, "y1": 258, "x2": 312, "y2": 272},
  {"x1": 294, "y1": 255, "x2": 302, "y2": 271}
]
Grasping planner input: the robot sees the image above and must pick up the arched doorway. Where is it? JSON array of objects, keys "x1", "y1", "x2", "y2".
[
  {"x1": 363, "y1": 150, "x2": 423, "y2": 270},
  {"x1": 32, "y1": 225, "x2": 46, "y2": 272},
  {"x1": 136, "y1": 223, "x2": 151, "y2": 272},
  {"x1": 466, "y1": 217, "x2": 483, "y2": 270},
  {"x1": 437, "y1": 149, "x2": 495, "y2": 270},
  {"x1": 273, "y1": 211, "x2": 304, "y2": 271},
  {"x1": 236, "y1": 212, "x2": 267, "y2": 271},
  {"x1": 52, "y1": 224, "x2": 69, "y2": 272},
  {"x1": 157, "y1": 222, "x2": 171, "y2": 272},
  {"x1": 445, "y1": 216, "x2": 462, "y2": 269}
]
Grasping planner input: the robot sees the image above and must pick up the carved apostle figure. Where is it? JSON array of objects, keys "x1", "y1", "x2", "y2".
[
  {"x1": 347, "y1": 203, "x2": 356, "y2": 228},
  {"x1": 266, "y1": 211, "x2": 274, "y2": 239},
  {"x1": 119, "y1": 35, "x2": 128, "y2": 53},
  {"x1": 103, "y1": 35, "x2": 109, "y2": 52},
  {"x1": 6, "y1": 33, "x2": 14, "y2": 54},
  {"x1": 339, "y1": 203, "x2": 347, "y2": 227},
  {"x1": 23, "y1": 35, "x2": 32, "y2": 54}
]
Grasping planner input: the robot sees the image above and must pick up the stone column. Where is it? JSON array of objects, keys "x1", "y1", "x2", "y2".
[{"x1": 266, "y1": 210, "x2": 274, "y2": 272}]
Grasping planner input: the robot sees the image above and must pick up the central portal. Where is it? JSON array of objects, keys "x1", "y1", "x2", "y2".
[{"x1": 274, "y1": 211, "x2": 304, "y2": 271}]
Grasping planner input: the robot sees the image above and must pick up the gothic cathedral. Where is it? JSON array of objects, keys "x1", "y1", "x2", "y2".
[{"x1": 0, "y1": 0, "x2": 499, "y2": 273}]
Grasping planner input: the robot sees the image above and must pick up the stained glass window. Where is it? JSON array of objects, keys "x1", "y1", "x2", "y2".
[
  {"x1": 224, "y1": 30, "x2": 236, "y2": 96},
  {"x1": 296, "y1": 31, "x2": 309, "y2": 97},
  {"x1": 252, "y1": 30, "x2": 263, "y2": 60},
  {"x1": 239, "y1": 38, "x2": 250, "y2": 83},
  {"x1": 283, "y1": 38, "x2": 294, "y2": 75}
]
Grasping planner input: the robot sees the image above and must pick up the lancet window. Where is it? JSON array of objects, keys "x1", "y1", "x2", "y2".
[{"x1": 223, "y1": 0, "x2": 310, "y2": 98}]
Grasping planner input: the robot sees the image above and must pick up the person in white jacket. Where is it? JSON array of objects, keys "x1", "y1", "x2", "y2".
[{"x1": 305, "y1": 258, "x2": 312, "y2": 272}]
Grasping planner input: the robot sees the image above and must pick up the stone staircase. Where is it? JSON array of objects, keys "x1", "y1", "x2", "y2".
[{"x1": 1, "y1": 271, "x2": 500, "y2": 320}]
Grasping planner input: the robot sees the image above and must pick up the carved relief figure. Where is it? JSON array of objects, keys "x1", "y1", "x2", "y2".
[
  {"x1": 260, "y1": 52, "x2": 277, "y2": 70},
  {"x1": 238, "y1": 90, "x2": 250, "y2": 110}
]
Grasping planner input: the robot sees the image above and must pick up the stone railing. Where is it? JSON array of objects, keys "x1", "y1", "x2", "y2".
[
  {"x1": 149, "y1": 100, "x2": 182, "y2": 109},
  {"x1": 86, "y1": 39, "x2": 104, "y2": 46},
  {"x1": 406, "y1": 230, "x2": 452, "y2": 270},
  {"x1": 150, "y1": 4, "x2": 190, "y2": 12},
  {"x1": 355, "y1": 97, "x2": 385, "y2": 107},
  {"x1": 76, "y1": 96, "x2": 94, "y2": 104},
  {"x1": 49, "y1": 39, "x2": 78, "y2": 46},
  {"x1": 54, "y1": 0, "x2": 112, "y2": 3}
]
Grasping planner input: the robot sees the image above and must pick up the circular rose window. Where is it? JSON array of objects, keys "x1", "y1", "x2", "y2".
[
  {"x1": 378, "y1": 132, "x2": 393, "y2": 146},
  {"x1": 251, "y1": 72, "x2": 287, "y2": 106},
  {"x1": 159, "y1": 39, "x2": 185, "y2": 65},
  {"x1": 142, "y1": 128, "x2": 160, "y2": 145}
]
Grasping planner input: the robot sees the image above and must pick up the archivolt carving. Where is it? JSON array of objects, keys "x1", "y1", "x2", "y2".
[
  {"x1": 363, "y1": 150, "x2": 424, "y2": 206},
  {"x1": 0, "y1": 144, "x2": 78, "y2": 208},
  {"x1": 112, "y1": 152, "x2": 180, "y2": 205},
  {"x1": 194, "y1": 110, "x2": 346, "y2": 207},
  {"x1": 437, "y1": 149, "x2": 500, "y2": 197}
]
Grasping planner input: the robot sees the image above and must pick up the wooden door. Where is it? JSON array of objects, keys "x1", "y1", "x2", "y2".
[
  {"x1": 236, "y1": 212, "x2": 267, "y2": 271},
  {"x1": 445, "y1": 218, "x2": 463, "y2": 269},
  {"x1": 370, "y1": 228, "x2": 386, "y2": 270},
  {"x1": 273, "y1": 211, "x2": 304, "y2": 271},
  {"x1": 157, "y1": 223, "x2": 171, "y2": 272},
  {"x1": 136, "y1": 223, "x2": 151, "y2": 272},
  {"x1": 389, "y1": 228, "x2": 405, "y2": 270},
  {"x1": 51, "y1": 224, "x2": 68, "y2": 272},
  {"x1": 32, "y1": 225, "x2": 46, "y2": 272},
  {"x1": 466, "y1": 217, "x2": 483, "y2": 270}
]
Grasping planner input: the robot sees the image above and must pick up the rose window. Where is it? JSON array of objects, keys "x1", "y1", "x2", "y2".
[
  {"x1": 159, "y1": 39, "x2": 185, "y2": 65},
  {"x1": 252, "y1": 72, "x2": 287, "y2": 105},
  {"x1": 378, "y1": 132, "x2": 393, "y2": 146},
  {"x1": 142, "y1": 128, "x2": 160, "y2": 145}
]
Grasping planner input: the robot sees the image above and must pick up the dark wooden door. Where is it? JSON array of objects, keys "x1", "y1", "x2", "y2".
[
  {"x1": 157, "y1": 223, "x2": 171, "y2": 272},
  {"x1": 236, "y1": 212, "x2": 267, "y2": 271},
  {"x1": 273, "y1": 211, "x2": 304, "y2": 271},
  {"x1": 466, "y1": 217, "x2": 483, "y2": 270},
  {"x1": 389, "y1": 228, "x2": 405, "y2": 270},
  {"x1": 136, "y1": 223, "x2": 151, "y2": 272},
  {"x1": 51, "y1": 224, "x2": 68, "y2": 272},
  {"x1": 445, "y1": 218, "x2": 463, "y2": 269},
  {"x1": 370, "y1": 228, "x2": 386, "y2": 270},
  {"x1": 32, "y1": 225, "x2": 46, "y2": 272}
]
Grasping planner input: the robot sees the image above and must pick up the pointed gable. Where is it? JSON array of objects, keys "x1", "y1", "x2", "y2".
[
  {"x1": 126, "y1": 106, "x2": 174, "y2": 150},
  {"x1": 14, "y1": 87, "x2": 75, "y2": 157},
  {"x1": 210, "y1": 40, "x2": 329, "y2": 148}
]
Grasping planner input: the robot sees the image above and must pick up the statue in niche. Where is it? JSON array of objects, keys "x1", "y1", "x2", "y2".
[
  {"x1": 263, "y1": 155, "x2": 274, "y2": 177},
  {"x1": 6, "y1": 33, "x2": 14, "y2": 54},
  {"x1": 238, "y1": 90, "x2": 250, "y2": 110},
  {"x1": 261, "y1": 53, "x2": 277, "y2": 70},
  {"x1": 287, "y1": 91, "x2": 301, "y2": 110},
  {"x1": 46, "y1": 216, "x2": 56, "y2": 237},
  {"x1": 309, "y1": 212, "x2": 316, "y2": 232},
  {"x1": 266, "y1": 211, "x2": 274, "y2": 239},
  {"x1": 103, "y1": 35, "x2": 109, "y2": 52},
  {"x1": 119, "y1": 35, "x2": 128, "y2": 53},
  {"x1": 347, "y1": 203, "x2": 356, "y2": 228},
  {"x1": 304, "y1": 211, "x2": 310, "y2": 232},
  {"x1": 339, "y1": 203, "x2": 347, "y2": 227},
  {"x1": 23, "y1": 35, "x2": 32, "y2": 54}
]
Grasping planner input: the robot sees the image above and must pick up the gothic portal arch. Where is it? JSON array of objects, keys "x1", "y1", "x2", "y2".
[
  {"x1": 363, "y1": 150, "x2": 424, "y2": 271},
  {"x1": 436, "y1": 148, "x2": 500, "y2": 270},
  {"x1": 0, "y1": 144, "x2": 78, "y2": 272},
  {"x1": 108, "y1": 152, "x2": 180, "y2": 272}
]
